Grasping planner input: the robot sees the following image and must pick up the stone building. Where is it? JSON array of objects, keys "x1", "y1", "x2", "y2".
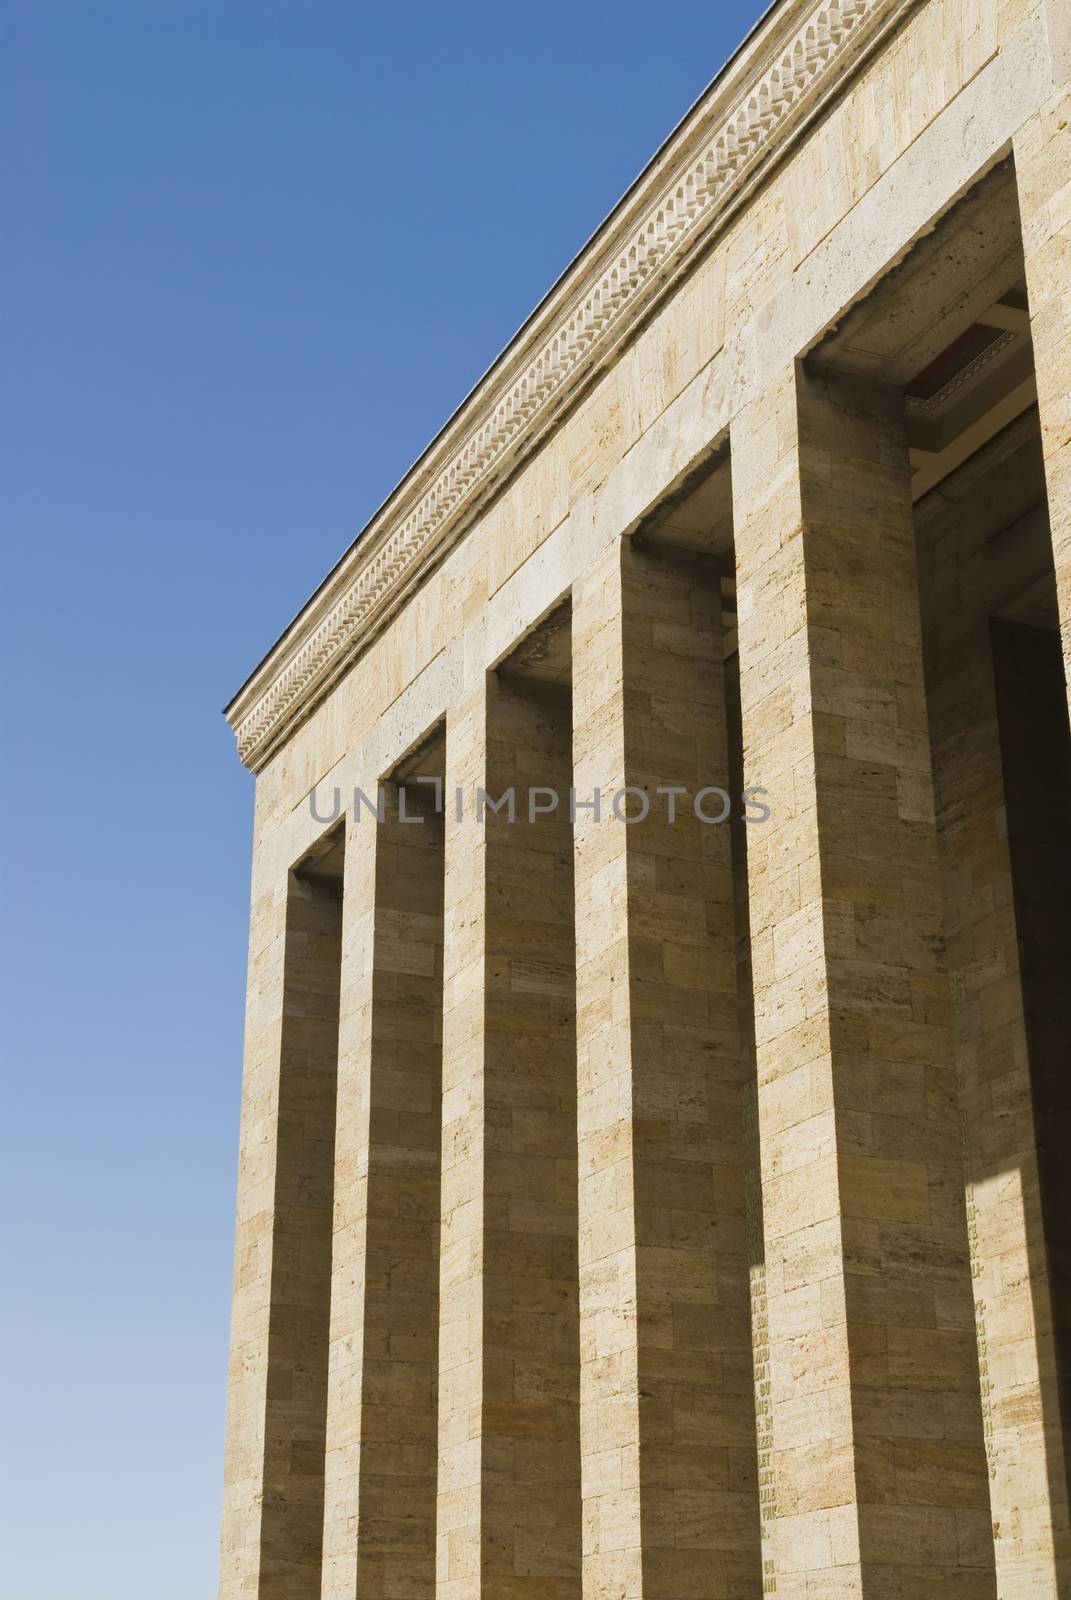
[{"x1": 219, "y1": 0, "x2": 1071, "y2": 1594}]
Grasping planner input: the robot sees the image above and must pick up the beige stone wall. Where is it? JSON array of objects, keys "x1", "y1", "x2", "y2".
[{"x1": 218, "y1": 0, "x2": 1071, "y2": 1595}]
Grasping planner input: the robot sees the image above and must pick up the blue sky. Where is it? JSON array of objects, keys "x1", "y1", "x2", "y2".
[{"x1": 2, "y1": 4, "x2": 766, "y2": 1594}]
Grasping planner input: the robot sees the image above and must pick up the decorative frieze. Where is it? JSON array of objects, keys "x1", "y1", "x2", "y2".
[{"x1": 227, "y1": 0, "x2": 912, "y2": 770}]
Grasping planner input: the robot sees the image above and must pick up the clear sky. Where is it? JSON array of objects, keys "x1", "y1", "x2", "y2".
[{"x1": 2, "y1": 3, "x2": 767, "y2": 1594}]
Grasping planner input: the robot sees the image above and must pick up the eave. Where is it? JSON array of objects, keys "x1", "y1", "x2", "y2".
[{"x1": 225, "y1": 0, "x2": 915, "y2": 771}]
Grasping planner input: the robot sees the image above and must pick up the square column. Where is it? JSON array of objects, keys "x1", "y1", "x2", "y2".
[
  {"x1": 219, "y1": 866, "x2": 288, "y2": 1600},
  {"x1": 1013, "y1": 71, "x2": 1071, "y2": 1594},
  {"x1": 436, "y1": 677, "x2": 582, "y2": 1600},
  {"x1": 318, "y1": 807, "x2": 376, "y2": 1600},
  {"x1": 916, "y1": 468, "x2": 1071, "y2": 1598},
  {"x1": 321, "y1": 783, "x2": 444, "y2": 1600},
  {"x1": 1015, "y1": 75, "x2": 1071, "y2": 711},
  {"x1": 220, "y1": 842, "x2": 344, "y2": 1600},
  {"x1": 436, "y1": 688, "x2": 488, "y2": 1600},
  {"x1": 571, "y1": 540, "x2": 761, "y2": 1600},
  {"x1": 730, "y1": 364, "x2": 995, "y2": 1598}
]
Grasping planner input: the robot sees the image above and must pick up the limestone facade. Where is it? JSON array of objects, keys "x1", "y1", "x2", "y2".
[{"x1": 219, "y1": 0, "x2": 1071, "y2": 1593}]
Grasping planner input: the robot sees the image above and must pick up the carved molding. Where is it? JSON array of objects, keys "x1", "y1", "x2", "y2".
[
  {"x1": 906, "y1": 329, "x2": 1018, "y2": 412},
  {"x1": 228, "y1": 0, "x2": 912, "y2": 770}
]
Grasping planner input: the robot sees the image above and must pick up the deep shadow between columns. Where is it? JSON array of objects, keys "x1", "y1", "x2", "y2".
[{"x1": 990, "y1": 616, "x2": 1071, "y2": 1496}]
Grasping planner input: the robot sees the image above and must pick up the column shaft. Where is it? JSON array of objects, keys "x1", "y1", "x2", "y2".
[
  {"x1": 320, "y1": 810, "x2": 376, "y2": 1600},
  {"x1": 731, "y1": 364, "x2": 995, "y2": 1597},
  {"x1": 437, "y1": 690, "x2": 488, "y2": 1600},
  {"x1": 1014, "y1": 77, "x2": 1071, "y2": 1591},
  {"x1": 1015, "y1": 73, "x2": 1071, "y2": 711},
  {"x1": 916, "y1": 456, "x2": 1071, "y2": 1597},
  {"x1": 322, "y1": 786, "x2": 444, "y2": 1599},
  {"x1": 221, "y1": 851, "x2": 344, "y2": 1600},
  {"x1": 437, "y1": 680, "x2": 582, "y2": 1600},
  {"x1": 220, "y1": 869, "x2": 288, "y2": 1600},
  {"x1": 572, "y1": 541, "x2": 761, "y2": 1600}
]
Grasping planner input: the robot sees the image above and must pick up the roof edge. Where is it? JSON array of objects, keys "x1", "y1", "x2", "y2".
[{"x1": 227, "y1": 0, "x2": 912, "y2": 770}]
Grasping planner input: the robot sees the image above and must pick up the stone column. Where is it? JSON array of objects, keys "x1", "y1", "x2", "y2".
[
  {"x1": 318, "y1": 806, "x2": 376, "y2": 1600},
  {"x1": 219, "y1": 860, "x2": 288, "y2": 1600},
  {"x1": 436, "y1": 688, "x2": 488, "y2": 1600},
  {"x1": 436, "y1": 677, "x2": 582, "y2": 1600},
  {"x1": 220, "y1": 843, "x2": 344, "y2": 1600},
  {"x1": 321, "y1": 783, "x2": 444, "y2": 1600},
  {"x1": 1015, "y1": 67, "x2": 1071, "y2": 709},
  {"x1": 1013, "y1": 38, "x2": 1071, "y2": 1594},
  {"x1": 571, "y1": 540, "x2": 761, "y2": 1600},
  {"x1": 730, "y1": 364, "x2": 995, "y2": 1599},
  {"x1": 916, "y1": 449, "x2": 1071, "y2": 1599}
]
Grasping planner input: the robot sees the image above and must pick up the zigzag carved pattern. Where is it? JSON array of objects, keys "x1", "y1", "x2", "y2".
[{"x1": 236, "y1": 0, "x2": 896, "y2": 767}]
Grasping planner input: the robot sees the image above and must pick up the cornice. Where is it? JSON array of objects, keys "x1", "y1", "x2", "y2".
[{"x1": 227, "y1": 0, "x2": 915, "y2": 771}]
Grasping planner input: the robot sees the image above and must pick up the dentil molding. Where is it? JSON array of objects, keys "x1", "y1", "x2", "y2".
[{"x1": 227, "y1": 0, "x2": 914, "y2": 771}]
